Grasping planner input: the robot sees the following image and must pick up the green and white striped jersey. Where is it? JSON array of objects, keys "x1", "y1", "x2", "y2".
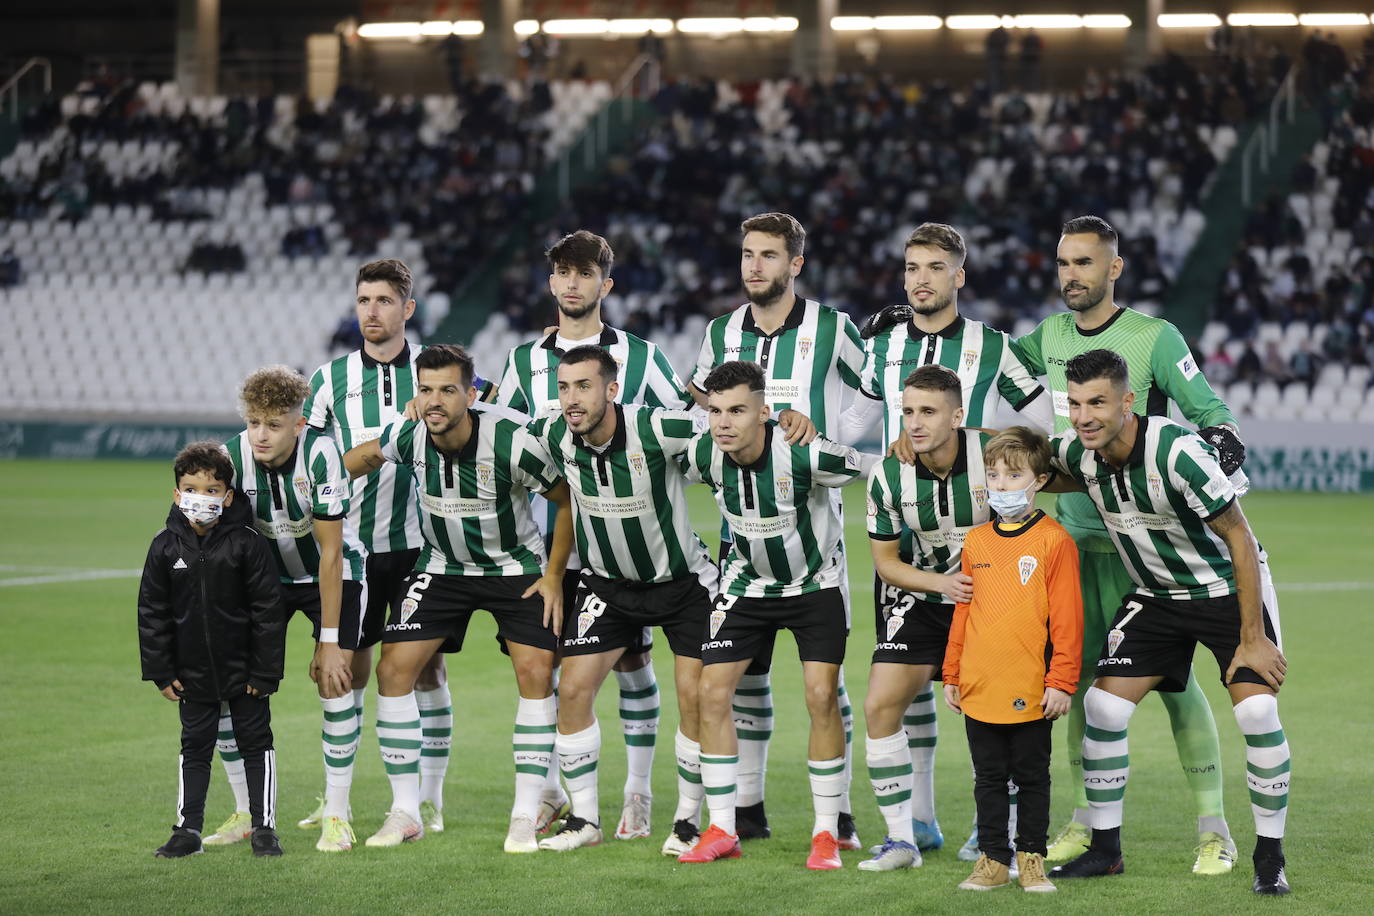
[
  {"x1": 306, "y1": 343, "x2": 496, "y2": 555},
  {"x1": 223, "y1": 426, "x2": 367, "y2": 584},
  {"x1": 1012, "y1": 307, "x2": 1235, "y2": 547},
  {"x1": 528, "y1": 404, "x2": 716, "y2": 586},
  {"x1": 682, "y1": 424, "x2": 866, "y2": 598},
  {"x1": 859, "y1": 315, "x2": 1045, "y2": 443},
  {"x1": 378, "y1": 402, "x2": 561, "y2": 577},
  {"x1": 1051, "y1": 417, "x2": 1238, "y2": 600},
  {"x1": 691, "y1": 299, "x2": 865, "y2": 436},
  {"x1": 867, "y1": 429, "x2": 994, "y2": 604},
  {"x1": 497, "y1": 325, "x2": 691, "y2": 420}
]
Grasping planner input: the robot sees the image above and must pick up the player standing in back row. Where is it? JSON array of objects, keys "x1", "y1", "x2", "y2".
[
  {"x1": 689, "y1": 212, "x2": 868, "y2": 848},
  {"x1": 1011, "y1": 217, "x2": 1248, "y2": 874}
]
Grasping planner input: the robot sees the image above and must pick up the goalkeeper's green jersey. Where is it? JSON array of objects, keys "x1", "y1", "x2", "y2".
[{"x1": 1012, "y1": 307, "x2": 1235, "y2": 549}]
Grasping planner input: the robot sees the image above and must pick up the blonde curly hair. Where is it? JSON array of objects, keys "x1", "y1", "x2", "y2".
[{"x1": 239, "y1": 365, "x2": 311, "y2": 419}]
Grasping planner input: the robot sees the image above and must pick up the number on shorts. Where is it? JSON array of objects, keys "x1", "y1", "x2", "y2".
[
  {"x1": 405, "y1": 573, "x2": 433, "y2": 603},
  {"x1": 1118, "y1": 599, "x2": 1144, "y2": 629},
  {"x1": 881, "y1": 583, "x2": 916, "y2": 616},
  {"x1": 580, "y1": 593, "x2": 608, "y2": 615},
  {"x1": 713, "y1": 593, "x2": 739, "y2": 611}
]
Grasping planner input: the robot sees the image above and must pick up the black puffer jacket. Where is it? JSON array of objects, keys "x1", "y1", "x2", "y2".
[{"x1": 137, "y1": 493, "x2": 286, "y2": 700}]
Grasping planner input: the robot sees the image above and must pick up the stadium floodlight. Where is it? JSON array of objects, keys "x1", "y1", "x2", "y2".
[
  {"x1": 608, "y1": 19, "x2": 675, "y2": 34},
  {"x1": 357, "y1": 22, "x2": 423, "y2": 39},
  {"x1": 1083, "y1": 14, "x2": 1132, "y2": 28},
  {"x1": 1227, "y1": 13, "x2": 1300, "y2": 26},
  {"x1": 1157, "y1": 13, "x2": 1223, "y2": 28},
  {"x1": 542, "y1": 19, "x2": 612, "y2": 35},
  {"x1": 677, "y1": 17, "x2": 745, "y2": 33},
  {"x1": 945, "y1": 15, "x2": 1006, "y2": 29},
  {"x1": 831, "y1": 16, "x2": 876, "y2": 31},
  {"x1": 1297, "y1": 13, "x2": 1370, "y2": 26},
  {"x1": 1012, "y1": 15, "x2": 1085, "y2": 29},
  {"x1": 874, "y1": 16, "x2": 943, "y2": 30},
  {"x1": 420, "y1": 21, "x2": 455, "y2": 36},
  {"x1": 514, "y1": 20, "x2": 540, "y2": 36},
  {"x1": 743, "y1": 17, "x2": 799, "y2": 32},
  {"x1": 451, "y1": 21, "x2": 484, "y2": 36}
]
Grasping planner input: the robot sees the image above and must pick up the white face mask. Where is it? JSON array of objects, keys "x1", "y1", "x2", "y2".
[
  {"x1": 988, "y1": 487, "x2": 1032, "y2": 519},
  {"x1": 179, "y1": 492, "x2": 226, "y2": 526}
]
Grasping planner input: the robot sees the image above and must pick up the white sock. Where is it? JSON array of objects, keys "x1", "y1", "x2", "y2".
[
  {"x1": 673, "y1": 728, "x2": 704, "y2": 825},
  {"x1": 376, "y1": 692, "x2": 422, "y2": 822},
  {"x1": 615, "y1": 664, "x2": 659, "y2": 798},
  {"x1": 541, "y1": 671, "x2": 564, "y2": 799},
  {"x1": 866, "y1": 731, "x2": 914, "y2": 844},
  {"x1": 809, "y1": 757, "x2": 845, "y2": 837},
  {"x1": 905, "y1": 688, "x2": 938, "y2": 824},
  {"x1": 416, "y1": 684, "x2": 453, "y2": 810},
  {"x1": 1082, "y1": 687, "x2": 1137, "y2": 831},
  {"x1": 837, "y1": 668, "x2": 853, "y2": 813},
  {"x1": 1233, "y1": 694, "x2": 1289, "y2": 839},
  {"x1": 216, "y1": 704, "x2": 250, "y2": 813},
  {"x1": 513, "y1": 695, "x2": 557, "y2": 821},
  {"x1": 557, "y1": 721, "x2": 602, "y2": 824},
  {"x1": 321, "y1": 693, "x2": 359, "y2": 819},
  {"x1": 701, "y1": 753, "x2": 738, "y2": 835},
  {"x1": 733, "y1": 673, "x2": 772, "y2": 808},
  {"x1": 1007, "y1": 779, "x2": 1019, "y2": 845}
]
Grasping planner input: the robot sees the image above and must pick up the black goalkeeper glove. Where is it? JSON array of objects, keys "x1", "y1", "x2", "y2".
[
  {"x1": 1199, "y1": 425, "x2": 1246, "y2": 475},
  {"x1": 859, "y1": 304, "x2": 913, "y2": 340}
]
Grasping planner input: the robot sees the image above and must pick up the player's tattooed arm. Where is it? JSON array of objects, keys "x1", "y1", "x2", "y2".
[
  {"x1": 1208, "y1": 500, "x2": 1286, "y2": 690},
  {"x1": 343, "y1": 440, "x2": 385, "y2": 479}
]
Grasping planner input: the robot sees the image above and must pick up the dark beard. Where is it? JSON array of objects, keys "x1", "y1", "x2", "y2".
[
  {"x1": 1061, "y1": 283, "x2": 1106, "y2": 312},
  {"x1": 744, "y1": 275, "x2": 789, "y2": 307},
  {"x1": 558, "y1": 297, "x2": 599, "y2": 321},
  {"x1": 908, "y1": 288, "x2": 953, "y2": 316}
]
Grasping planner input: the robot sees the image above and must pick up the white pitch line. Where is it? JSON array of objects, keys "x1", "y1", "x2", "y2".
[{"x1": 0, "y1": 569, "x2": 142, "y2": 588}]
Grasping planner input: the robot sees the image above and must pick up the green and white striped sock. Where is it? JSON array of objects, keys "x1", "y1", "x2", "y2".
[
  {"x1": 1234, "y1": 694, "x2": 1289, "y2": 838},
  {"x1": 376, "y1": 692, "x2": 421, "y2": 822},
  {"x1": 513, "y1": 695, "x2": 557, "y2": 821},
  {"x1": 321, "y1": 693, "x2": 359, "y2": 818},
  {"x1": 809, "y1": 756, "x2": 845, "y2": 837},
  {"x1": 616, "y1": 665, "x2": 659, "y2": 798},
  {"x1": 837, "y1": 669, "x2": 854, "y2": 813},
  {"x1": 733, "y1": 674, "x2": 772, "y2": 808},
  {"x1": 673, "y1": 728, "x2": 704, "y2": 825},
  {"x1": 1083, "y1": 687, "x2": 1136, "y2": 831},
  {"x1": 416, "y1": 684, "x2": 452, "y2": 810},
  {"x1": 701, "y1": 754, "x2": 738, "y2": 835},
  {"x1": 866, "y1": 731, "x2": 914, "y2": 844},
  {"x1": 905, "y1": 688, "x2": 938, "y2": 824},
  {"x1": 558, "y1": 721, "x2": 602, "y2": 824},
  {"x1": 216, "y1": 704, "x2": 250, "y2": 813}
]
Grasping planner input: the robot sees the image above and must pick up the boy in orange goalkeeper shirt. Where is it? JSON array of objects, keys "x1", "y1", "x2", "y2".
[{"x1": 944, "y1": 427, "x2": 1082, "y2": 892}]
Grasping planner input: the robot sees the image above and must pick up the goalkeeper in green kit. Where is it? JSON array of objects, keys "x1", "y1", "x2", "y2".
[{"x1": 1012, "y1": 216, "x2": 1262, "y2": 876}]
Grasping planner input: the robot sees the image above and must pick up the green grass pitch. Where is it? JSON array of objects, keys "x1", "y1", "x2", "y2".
[{"x1": 0, "y1": 459, "x2": 1369, "y2": 914}]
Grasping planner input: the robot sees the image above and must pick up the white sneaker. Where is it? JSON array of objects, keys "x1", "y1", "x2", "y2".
[
  {"x1": 504, "y1": 815, "x2": 539, "y2": 854},
  {"x1": 420, "y1": 800, "x2": 445, "y2": 834},
  {"x1": 615, "y1": 793, "x2": 652, "y2": 840},
  {"x1": 538, "y1": 815, "x2": 603, "y2": 851},
  {"x1": 364, "y1": 810, "x2": 423, "y2": 848},
  {"x1": 660, "y1": 819, "x2": 699, "y2": 857},
  {"x1": 857, "y1": 837, "x2": 921, "y2": 871},
  {"x1": 535, "y1": 789, "x2": 570, "y2": 834}
]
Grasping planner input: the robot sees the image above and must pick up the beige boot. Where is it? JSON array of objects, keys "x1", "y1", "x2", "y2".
[
  {"x1": 958, "y1": 854, "x2": 1012, "y2": 890},
  {"x1": 1018, "y1": 851, "x2": 1057, "y2": 892}
]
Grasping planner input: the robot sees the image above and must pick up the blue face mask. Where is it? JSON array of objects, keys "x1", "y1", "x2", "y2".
[{"x1": 988, "y1": 487, "x2": 1032, "y2": 519}]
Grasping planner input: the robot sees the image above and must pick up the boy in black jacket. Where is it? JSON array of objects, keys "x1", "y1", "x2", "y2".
[{"x1": 138, "y1": 442, "x2": 287, "y2": 858}]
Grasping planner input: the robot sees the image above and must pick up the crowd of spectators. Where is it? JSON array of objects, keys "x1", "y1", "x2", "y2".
[{"x1": 496, "y1": 52, "x2": 1284, "y2": 339}]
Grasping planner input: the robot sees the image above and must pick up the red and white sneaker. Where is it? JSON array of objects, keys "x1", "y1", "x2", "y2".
[
  {"x1": 807, "y1": 831, "x2": 843, "y2": 870},
  {"x1": 678, "y1": 824, "x2": 742, "y2": 863}
]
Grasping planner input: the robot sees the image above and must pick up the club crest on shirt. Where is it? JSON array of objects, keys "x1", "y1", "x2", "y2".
[
  {"x1": 710, "y1": 608, "x2": 727, "y2": 639},
  {"x1": 629, "y1": 453, "x2": 646, "y2": 476},
  {"x1": 798, "y1": 337, "x2": 813, "y2": 359},
  {"x1": 477, "y1": 464, "x2": 493, "y2": 488},
  {"x1": 294, "y1": 477, "x2": 310, "y2": 500},
  {"x1": 885, "y1": 614, "x2": 903, "y2": 643},
  {"x1": 866, "y1": 496, "x2": 879, "y2": 517},
  {"x1": 1147, "y1": 472, "x2": 1164, "y2": 502},
  {"x1": 1106, "y1": 627, "x2": 1125, "y2": 657},
  {"x1": 962, "y1": 349, "x2": 978, "y2": 371},
  {"x1": 972, "y1": 486, "x2": 988, "y2": 510},
  {"x1": 1018, "y1": 555, "x2": 1038, "y2": 585},
  {"x1": 776, "y1": 475, "x2": 792, "y2": 500}
]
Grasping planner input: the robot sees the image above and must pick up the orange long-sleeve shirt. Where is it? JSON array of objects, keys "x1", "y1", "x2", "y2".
[{"x1": 943, "y1": 510, "x2": 1083, "y2": 725}]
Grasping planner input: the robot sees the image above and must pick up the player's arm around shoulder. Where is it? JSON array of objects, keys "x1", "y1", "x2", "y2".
[
  {"x1": 809, "y1": 435, "x2": 880, "y2": 484},
  {"x1": 1042, "y1": 522, "x2": 1084, "y2": 703},
  {"x1": 942, "y1": 546, "x2": 977, "y2": 714}
]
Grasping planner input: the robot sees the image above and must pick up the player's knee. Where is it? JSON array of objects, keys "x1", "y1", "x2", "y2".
[
  {"x1": 376, "y1": 654, "x2": 417, "y2": 694},
  {"x1": 1231, "y1": 692, "x2": 1281, "y2": 733},
  {"x1": 1083, "y1": 686, "x2": 1135, "y2": 733},
  {"x1": 697, "y1": 676, "x2": 734, "y2": 719},
  {"x1": 803, "y1": 680, "x2": 839, "y2": 717}
]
